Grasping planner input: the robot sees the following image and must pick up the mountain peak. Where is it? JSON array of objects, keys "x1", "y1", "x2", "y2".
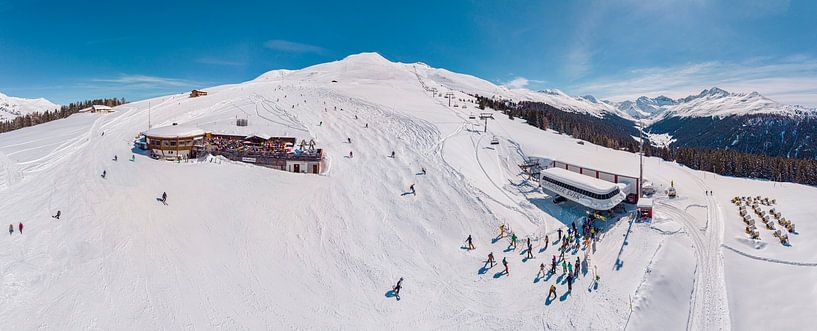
[
  {"x1": 340, "y1": 52, "x2": 391, "y2": 64},
  {"x1": 700, "y1": 87, "x2": 730, "y2": 97}
]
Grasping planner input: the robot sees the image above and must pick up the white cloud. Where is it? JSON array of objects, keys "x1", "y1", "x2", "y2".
[
  {"x1": 92, "y1": 74, "x2": 197, "y2": 88},
  {"x1": 570, "y1": 57, "x2": 817, "y2": 107},
  {"x1": 501, "y1": 76, "x2": 545, "y2": 89},
  {"x1": 263, "y1": 39, "x2": 326, "y2": 54},
  {"x1": 196, "y1": 56, "x2": 246, "y2": 66}
]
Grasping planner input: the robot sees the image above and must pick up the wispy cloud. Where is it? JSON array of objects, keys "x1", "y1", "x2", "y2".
[
  {"x1": 571, "y1": 56, "x2": 817, "y2": 107},
  {"x1": 92, "y1": 74, "x2": 198, "y2": 88},
  {"x1": 263, "y1": 39, "x2": 326, "y2": 54},
  {"x1": 196, "y1": 56, "x2": 246, "y2": 66},
  {"x1": 501, "y1": 76, "x2": 544, "y2": 89}
]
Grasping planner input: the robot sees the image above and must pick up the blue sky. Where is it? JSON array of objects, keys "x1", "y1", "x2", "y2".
[{"x1": 1, "y1": 0, "x2": 816, "y2": 106}]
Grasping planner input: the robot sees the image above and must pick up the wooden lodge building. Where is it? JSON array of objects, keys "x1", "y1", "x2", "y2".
[
  {"x1": 79, "y1": 105, "x2": 115, "y2": 113},
  {"x1": 140, "y1": 125, "x2": 323, "y2": 174},
  {"x1": 142, "y1": 125, "x2": 207, "y2": 160},
  {"x1": 190, "y1": 90, "x2": 208, "y2": 98}
]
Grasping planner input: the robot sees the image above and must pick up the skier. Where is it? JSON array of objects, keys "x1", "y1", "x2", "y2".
[
  {"x1": 354, "y1": 115, "x2": 359, "y2": 120},
  {"x1": 510, "y1": 233, "x2": 518, "y2": 249},
  {"x1": 391, "y1": 151, "x2": 395, "y2": 158},
  {"x1": 18, "y1": 222, "x2": 23, "y2": 234},
  {"x1": 347, "y1": 137, "x2": 351, "y2": 144},
  {"x1": 557, "y1": 228, "x2": 562, "y2": 241},
  {"x1": 487, "y1": 252, "x2": 495, "y2": 267},
  {"x1": 502, "y1": 257, "x2": 509, "y2": 275},
  {"x1": 498, "y1": 224, "x2": 505, "y2": 239},
  {"x1": 349, "y1": 151, "x2": 353, "y2": 158},
  {"x1": 113, "y1": 155, "x2": 118, "y2": 161},
  {"x1": 466, "y1": 234, "x2": 475, "y2": 250},
  {"x1": 567, "y1": 261, "x2": 573, "y2": 276},
  {"x1": 543, "y1": 234, "x2": 549, "y2": 251},
  {"x1": 161, "y1": 192, "x2": 168, "y2": 204},
  {"x1": 365, "y1": 123, "x2": 368, "y2": 128},
  {"x1": 574, "y1": 260, "x2": 580, "y2": 278},
  {"x1": 410, "y1": 184, "x2": 416, "y2": 195},
  {"x1": 319, "y1": 121, "x2": 323, "y2": 126},
  {"x1": 562, "y1": 260, "x2": 567, "y2": 274},
  {"x1": 538, "y1": 262, "x2": 546, "y2": 278},
  {"x1": 53, "y1": 210, "x2": 61, "y2": 220},
  {"x1": 101, "y1": 170, "x2": 107, "y2": 179},
  {"x1": 551, "y1": 256, "x2": 557, "y2": 274},
  {"x1": 567, "y1": 273, "x2": 573, "y2": 293},
  {"x1": 8, "y1": 224, "x2": 13, "y2": 235},
  {"x1": 526, "y1": 238, "x2": 533, "y2": 259},
  {"x1": 548, "y1": 285, "x2": 558, "y2": 300},
  {"x1": 130, "y1": 154, "x2": 135, "y2": 162},
  {"x1": 393, "y1": 277, "x2": 404, "y2": 298},
  {"x1": 421, "y1": 167, "x2": 426, "y2": 175}
]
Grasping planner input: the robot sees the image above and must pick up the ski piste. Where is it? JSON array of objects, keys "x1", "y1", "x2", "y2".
[{"x1": 0, "y1": 52, "x2": 812, "y2": 329}]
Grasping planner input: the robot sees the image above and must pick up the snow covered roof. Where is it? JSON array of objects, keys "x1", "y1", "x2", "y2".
[
  {"x1": 541, "y1": 167, "x2": 620, "y2": 195},
  {"x1": 637, "y1": 198, "x2": 654, "y2": 208},
  {"x1": 92, "y1": 105, "x2": 113, "y2": 110},
  {"x1": 142, "y1": 125, "x2": 206, "y2": 138}
]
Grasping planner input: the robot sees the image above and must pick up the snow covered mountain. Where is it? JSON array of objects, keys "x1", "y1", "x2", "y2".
[
  {"x1": 0, "y1": 52, "x2": 815, "y2": 329},
  {"x1": 0, "y1": 91, "x2": 59, "y2": 121}
]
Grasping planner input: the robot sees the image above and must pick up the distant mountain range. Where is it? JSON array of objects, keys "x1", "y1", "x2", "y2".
[
  {"x1": 493, "y1": 86, "x2": 817, "y2": 159},
  {"x1": 0, "y1": 92, "x2": 59, "y2": 121}
]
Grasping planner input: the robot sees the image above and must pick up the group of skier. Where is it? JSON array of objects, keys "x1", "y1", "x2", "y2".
[
  {"x1": 8, "y1": 222, "x2": 23, "y2": 235},
  {"x1": 459, "y1": 218, "x2": 602, "y2": 301}
]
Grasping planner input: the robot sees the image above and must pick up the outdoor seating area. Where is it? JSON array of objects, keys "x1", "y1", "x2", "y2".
[
  {"x1": 732, "y1": 196, "x2": 795, "y2": 245},
  {"x1": 202, "y1": 134, "x2": 323, "y2": 173}
]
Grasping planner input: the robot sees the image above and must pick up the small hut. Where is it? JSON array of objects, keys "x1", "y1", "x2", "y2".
[{"x1": 190, "y1": 90, "x2": 208, "y2": 98}]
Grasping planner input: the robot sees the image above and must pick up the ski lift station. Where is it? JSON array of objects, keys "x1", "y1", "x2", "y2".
[{"x1": 537, "y1": 160, "x2": 641, "y2": 211}]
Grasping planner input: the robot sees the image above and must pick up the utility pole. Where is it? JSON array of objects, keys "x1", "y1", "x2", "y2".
[
  {"x1": 445, "y1": 92, "x2": 454, "y2": 107},
  {"x1": 638, "y1": 121, "x2": 644, "y2": 198}
]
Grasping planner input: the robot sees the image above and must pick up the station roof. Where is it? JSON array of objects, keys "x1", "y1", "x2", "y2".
[
  {"x1": 541, "y1": 167, "x2": 620, "y2": 195},
  {"x1": 636, "y1": 198, "x2": 654, "y2": 208}
]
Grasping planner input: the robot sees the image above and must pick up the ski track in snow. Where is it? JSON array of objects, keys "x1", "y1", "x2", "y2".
[{"x1": 0, "y1": 53, "x2": 814, "y2": 329}]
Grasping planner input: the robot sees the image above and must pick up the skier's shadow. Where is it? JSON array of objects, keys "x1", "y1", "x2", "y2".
[
  {"x1": 492, "y1": 271, "x2": 506, "y2": 279},
  {"x1": 539, "y1": 247, "x2": 546, "y2": 253},
  {"x1": 533, "y1": 275, "x2": 541, "y2": 283},
  {"x1": 384, "y1": 290, "x2": 400, "y2": 301},
  {"x1": 503, "y1": 246, "x2": 514, "y2": 253},
  {"x1": 478, "y1": 265, "x2": 491, "y2": 275},
  {"x1": 491, "y1": 237, "x2": 501, "y2": 244},
  {"x1": 544, "y1": 272, "x2": 554, "y2": 282},
  {"x1": 559, "y1": 291, "x2": 570, "y2": 302},
  {"x1": 545, "y1": 296, "x2": 555, "y2": 305},
  {"x1": 400, "y1": 192, "x2": 415, "y2": 196}
]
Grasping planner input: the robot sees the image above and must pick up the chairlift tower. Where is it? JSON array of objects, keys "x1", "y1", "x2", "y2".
[
  {"x1": 445, "y1": 92, "x2": 455, "y2": 106},
  {"x1": 479, "y1": 113, "x2": 494, "y2": 133}
]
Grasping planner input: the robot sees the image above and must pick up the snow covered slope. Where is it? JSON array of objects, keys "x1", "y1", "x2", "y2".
[
  {"x1": 0, "y1": 53, "x2": 815, "y2": 329},
  {"x1": 0, "y1": 91, "x2": 60, "y2": 121}
]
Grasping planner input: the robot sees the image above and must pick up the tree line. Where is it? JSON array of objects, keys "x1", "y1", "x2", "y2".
[
  {"x1": 0, "y1": 98, "x2": 125, "y2": 134},
  {"x1": 476, "y1": 95, "x2": 817, "y2": 186}
]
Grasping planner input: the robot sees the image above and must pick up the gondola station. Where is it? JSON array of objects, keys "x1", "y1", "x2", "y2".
[{"x1": 540, "y1": 167, "x2": 627, "y2": 211}]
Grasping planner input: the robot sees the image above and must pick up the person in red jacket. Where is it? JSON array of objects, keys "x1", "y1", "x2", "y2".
[{"x1": 18, "y1": 222, "x2": 23, "y2": 234}]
